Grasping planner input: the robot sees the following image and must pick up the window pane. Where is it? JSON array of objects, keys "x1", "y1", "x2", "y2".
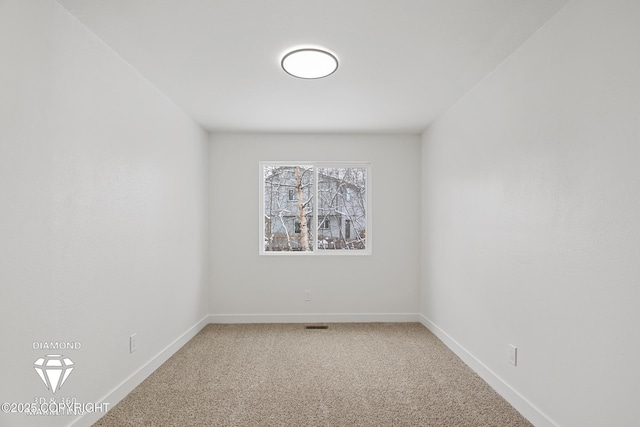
[
  {"x1": 264, "y1": 165, "x2": 314, "y2": 251},
  {"x1": 317, "y1": 167, "x2": 367, "y2": 250}
]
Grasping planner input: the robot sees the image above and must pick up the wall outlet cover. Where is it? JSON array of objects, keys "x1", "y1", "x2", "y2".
[
  {"x1": 508, "y1": 344, "x2": 517, "y2": 366},
  {"x1": 130, "y1": 333, "x2": 138, "y2": 353}
]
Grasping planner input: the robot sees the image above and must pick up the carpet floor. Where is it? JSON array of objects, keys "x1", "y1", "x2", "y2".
[{"x1": 93, "y1": 323, "x2": 532, "y2": 426}]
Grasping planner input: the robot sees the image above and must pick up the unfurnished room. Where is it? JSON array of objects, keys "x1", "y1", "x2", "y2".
[{"x1": 1, "y1": 1, "x2": 639, "y2": 426}]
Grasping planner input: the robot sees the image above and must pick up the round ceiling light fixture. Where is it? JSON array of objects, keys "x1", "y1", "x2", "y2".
[{"x1": 281, "y1": 48, "x2": 338, "y2": 79}]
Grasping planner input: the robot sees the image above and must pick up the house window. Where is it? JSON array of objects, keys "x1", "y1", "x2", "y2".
[
  {"x1": 261, "y1": 162, "x2": 370, "y2": 254},
  {"x1": 294, "y1": 219, "x2": 311, "y2": 234}
]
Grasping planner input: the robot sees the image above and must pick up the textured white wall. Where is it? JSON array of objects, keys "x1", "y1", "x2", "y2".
[
  {"x1": 0, "y1": 1, "x2": 208, "y2": 426},
  {"x1": 209, "y1": 133, "x2": 421, "y2": 320},
  {"x1": 421, "y1": 0, "x2": 640, "y2": 426}
]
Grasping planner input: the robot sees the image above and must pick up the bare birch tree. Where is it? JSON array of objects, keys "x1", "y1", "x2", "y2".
[{"x1": 295, "y1": 166, "x2": 309, "y2": 251}]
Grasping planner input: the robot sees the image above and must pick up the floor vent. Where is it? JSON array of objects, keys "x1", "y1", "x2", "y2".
[{"x1": 305, "y1": 325, "x2": 329, "y2": 330}]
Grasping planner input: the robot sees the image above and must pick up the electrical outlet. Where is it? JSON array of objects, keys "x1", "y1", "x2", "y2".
[
  {"x1": 304, "y1": 290, "x2": 312, "y2": 301},
  {"x1": 130, "y1": 333, "x2": 138, "y2": 353},
  {"x1": 508, "y1": 344, "x2": 517, "y2": 366}
]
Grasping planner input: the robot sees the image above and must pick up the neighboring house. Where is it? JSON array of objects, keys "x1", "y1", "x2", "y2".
[{"x1": 264, "y1": 165, "x2": 366, "y2": 251}]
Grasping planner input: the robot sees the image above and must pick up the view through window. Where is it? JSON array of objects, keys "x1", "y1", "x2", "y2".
[{"x1": 261, "y1": 163, "x2": 370, "y2": 254}]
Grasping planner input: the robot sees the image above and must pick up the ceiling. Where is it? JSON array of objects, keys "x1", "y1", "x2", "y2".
[{"x1": 57, "y1": 0, "x2": 570, "y2": 134}]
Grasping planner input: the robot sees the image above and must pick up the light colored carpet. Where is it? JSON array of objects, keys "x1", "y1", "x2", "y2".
[{"x1": 93, "y1": 323, "x2": 532, "y2": 426}]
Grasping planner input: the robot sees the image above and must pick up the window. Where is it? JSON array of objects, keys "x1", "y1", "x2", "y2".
[
  {"x1": 294, "y1": 219, "x2": 311, "y2": 234},
  {"x1": 261, "y1": 162, "x2": 370, "y2": 254}
]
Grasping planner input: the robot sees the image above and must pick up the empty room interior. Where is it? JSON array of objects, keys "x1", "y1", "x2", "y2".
[{"x1": 2, "y1": 0, "x2": 639, "y2": 426}]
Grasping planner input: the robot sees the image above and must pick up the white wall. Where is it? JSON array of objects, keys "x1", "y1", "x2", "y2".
[
  {"x1": 420, "y1": 1, "x2": 640, "y2": 426},
  {"x1": 0, "y1": 1, "x2": 208, "y2": 426},
  {"x1": 210, "y1": 133, "x2": 421, "y2": 322}
]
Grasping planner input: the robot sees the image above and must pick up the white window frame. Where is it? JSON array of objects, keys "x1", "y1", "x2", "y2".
[{"x1": 260, "y1": 161, "x2": 372, "y2": 256}]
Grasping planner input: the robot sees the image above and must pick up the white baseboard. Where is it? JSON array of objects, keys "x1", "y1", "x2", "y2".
[
  {"x1": 419, "y1": 314, "x2": 558, "y2": 427},
  {"x1": 69, "y1": 315, "x2": 210, "y2": 427},
  {"x1": 207, "y1": 312, "x2": 419, "y2": 324}
]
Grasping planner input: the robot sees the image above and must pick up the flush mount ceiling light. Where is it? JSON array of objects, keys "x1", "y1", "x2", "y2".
[{"x1": 281, "y1": 48, "x2": 338, "y2": 79}]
